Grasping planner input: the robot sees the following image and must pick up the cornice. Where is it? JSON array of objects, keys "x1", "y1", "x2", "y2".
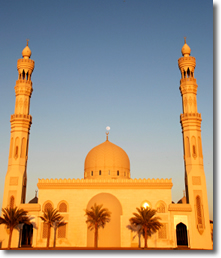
[{"x1": 37, "y1": 178, "x2": 173, "y2": 190}]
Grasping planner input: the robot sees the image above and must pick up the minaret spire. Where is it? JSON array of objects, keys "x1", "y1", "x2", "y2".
[
  {"x1": 2, "y1": 41, "x2": 35, "y2": 209},
  {"x1": 178, "y1": 39, "x2": 212, "y2": 249}
]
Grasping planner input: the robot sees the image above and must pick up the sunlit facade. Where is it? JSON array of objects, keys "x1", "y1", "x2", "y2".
[{"x1": 0, "y1": 41, "x2": 212, "y2": 249}]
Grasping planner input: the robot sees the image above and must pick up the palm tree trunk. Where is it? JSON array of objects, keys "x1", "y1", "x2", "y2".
[
  {"x1": 144, "y1": 227, "x2": 148, "y2": 248},
  {"x1": 138, "y1": 234, "x2": 141, "y2": 248},
  {"x1": 94, "y1": 223, "x2": 98, "y2": 248},
  {"x1": 53, "y1": 227, "x2": 57, "y2": 247},
  {"x1": 8, "y1": 228, "x2": 13, "y2": 249},
  {"x1": 47, "y1": 223, "x2": 51, "y2": 248}
]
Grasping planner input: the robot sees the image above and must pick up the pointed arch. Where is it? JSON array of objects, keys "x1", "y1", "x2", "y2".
[
  {"x1": 187, "y1": 67, "x2": 190, "y2": 78},
  {"x1": 43, "y1": 201, "x2": 54, "y2": 211},
  {"x1": 58, "y1": 201, "x2": 68, "y2": 212},
  {"x1": 176, "y1": 222, "x2": 188, "y2": 246},
  {"x1": 14, "y1": 137, "x2": 19, "y2": 159},
  {"x1": 192, "y1": 136, "x2": 197, "y2": 158},
  {"x1": 86, "y1": 193, "x2": 122, "y2": 247},
  {"x1": 155, "y1": 201, "x2": 166, "y2": 213},
  {"x1": 196, "y1": 195, "x2": 202, "y2": 225}
]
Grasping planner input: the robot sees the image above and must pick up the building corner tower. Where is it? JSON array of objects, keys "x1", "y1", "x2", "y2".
[
  {"x1": 178, "y1": 38, "x2": 212, "y2": 249},
  {"x1": 2, "y1": 41, "x2": 35, "y2": 209}
]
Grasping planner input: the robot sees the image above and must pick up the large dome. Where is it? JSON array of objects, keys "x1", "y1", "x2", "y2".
[{"x1": 84, "y1": 136, "x2": 130, "y2": 179}]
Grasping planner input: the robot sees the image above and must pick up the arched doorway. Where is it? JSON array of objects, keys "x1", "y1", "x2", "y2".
[
  {"x1": 21, "y1": 224, "x2": 33, "y2": 247},
  {"x1": 86, "y1": 193, "x2": 122, "y2": 247},
  {"x1": 176, "y1": 222, "x2": 188, "y2": 246}
]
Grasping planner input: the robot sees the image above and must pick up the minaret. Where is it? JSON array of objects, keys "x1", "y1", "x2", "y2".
[
  {"x1": 178, "y1": 38, "x2": 212, "y2": 249},
  {"x1": 2, "y1": 41, "x2": 35, "y2": 209}
]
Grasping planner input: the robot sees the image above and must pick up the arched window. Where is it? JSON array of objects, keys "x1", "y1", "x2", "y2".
[
  {"x1": 59, "y1": 202, "x2": 67, "y2": 212},
  {"x1": 10, "y1": 196, "x2": 14, "y2": 208},
  {"x1": 58, "y1": 224, "x2": 66, "y2": 238},
  {"x1": 14, "y1": 137, "x2": 19, "y2": 159},
  {"x1": 43, "y1": 202, "x2": 53, "y2": 211},
  {"x1": 192, "y1": 136, "x2": 197, "y2": 158},
  {"x1": 157, "y1": 203, "x2": 165, "y2": 213},
  {"x1": 196, "y1": 196, "x2": 202, "y2": 225},
  {"x1": 187, "y1": 68, "x2": 190, "y2": 78}
]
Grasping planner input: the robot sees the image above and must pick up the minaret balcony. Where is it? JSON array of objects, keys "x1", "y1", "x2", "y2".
[
  {"x1": 15, "y1": 80, "x2": 33, "y2": 96},
  {"x1": 178, "y1": 56, "x2": 196, "y2": 62},
  {"x1": 180, "y1": 113, "x2": 202, "y2": 130},
  {"x1": 179, "y1": 79, "x2": 198, "y2": 95},
  {"x1": 17, "y1": 58, "x2": 35, "y2": 70},
  {"x1": 180, "y1": 113, "x2": 201, "y2": 120},
  {"x1": 10, "y1": 114, "x2": 32, "y2": 124},
  {"x1": 16, "y1": 79, "x2": 32, "y2": 85},
  {"x1": 180, "y1": 77, "x2": 196, "y2": 84}
]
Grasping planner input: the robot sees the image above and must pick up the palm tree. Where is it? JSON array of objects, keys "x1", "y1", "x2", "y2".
[
  {"x1": 85, "y1": 203, "x2": 111, "y2": 248},
  {"x1": 129, "y1": 207, "x2": 162, "y2": 248},
  {"x1": 39, "y1": 207, "x2": 65, "y2": 248},
  {"x1": 126, "y1": 224, "x2": 143, "y2": 248},
  {"x1": 52, "y1": 220, "x2": 66, "y2": 247},
  {"x1": 0, "y1": 206, "x2": 31, "y2": 249}
]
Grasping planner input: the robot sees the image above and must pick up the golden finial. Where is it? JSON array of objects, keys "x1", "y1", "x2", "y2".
[
  {"x1": 26, "y1": 39, "x2": 29, "y2": 46},
  {"x1": 183, "y1": 190, "x2": 186, "y2": 197},
  {"x1": 106, "y1": 126, "x2": 110, "y2": 141},
  {"x1": 184, "y1": 37, "x2": 187, "y2": 44}
]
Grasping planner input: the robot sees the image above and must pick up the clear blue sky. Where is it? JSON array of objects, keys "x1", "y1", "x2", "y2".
[{"x1": 0, "y1": 0, "x2": 213, "y2": 219}]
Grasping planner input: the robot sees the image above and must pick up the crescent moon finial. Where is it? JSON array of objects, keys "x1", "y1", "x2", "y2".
[{"x1": 106, "y1": 126, "x2": 110, "y2": 141}]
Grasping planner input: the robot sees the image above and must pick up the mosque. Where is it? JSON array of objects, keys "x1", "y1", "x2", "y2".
[{"x1": 0, "y1": 40, "x2": 212, "y2": 249}]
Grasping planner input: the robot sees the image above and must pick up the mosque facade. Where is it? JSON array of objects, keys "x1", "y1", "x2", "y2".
[{"x1": 0, "y1": 40, "x2": 212, "y2": 249}]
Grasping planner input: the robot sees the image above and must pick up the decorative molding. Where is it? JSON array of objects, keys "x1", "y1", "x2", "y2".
[
  {"x1": 168, "y1": 203, "x2": 192, "y2": 212},
  {"x1": 37, "y1": 178, "x2": 173, "y2": 190},
  {"x1": 180, "y1": 112, "x2": 201, "y2": 120},
  {"x1": 10, "y1": 114, "x2": 32, "y2": 121}
]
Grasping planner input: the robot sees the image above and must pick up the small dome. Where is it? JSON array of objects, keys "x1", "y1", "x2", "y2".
[
  {"x1": 181, "y1": 40, "x2": 191, "y2": 57},
  {"x1": 22, "y1": 44, "x2": 31, "y2": 59},
  {"x1": 177, "y1": 195, "x2": 186, "y2": 204},
  {"x1": 84, "y1": 137, "x2": 130, "y2": 179},
  {"x1": 29, "y1": 196, "x2": 38, "y2": 203}
]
